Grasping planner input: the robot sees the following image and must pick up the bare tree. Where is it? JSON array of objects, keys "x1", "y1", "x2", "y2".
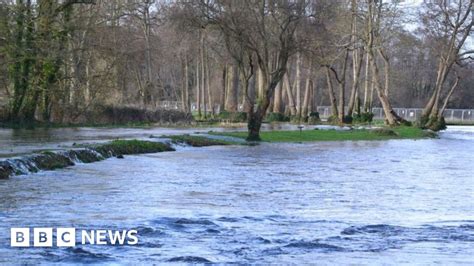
[
  {"x1": 191, "y1": 0, "x2": 306, "y2": 140},
  {"x1": 363, "y1": 0, "x2": 407, "y2": 126},
  {"x1": 420, "y1": 0, "x2": 474, "y2": 130}
]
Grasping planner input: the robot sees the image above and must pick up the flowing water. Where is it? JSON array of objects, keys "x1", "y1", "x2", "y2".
[{"x1": 0, "y1": 126, "x2": 473, "y2": 264}]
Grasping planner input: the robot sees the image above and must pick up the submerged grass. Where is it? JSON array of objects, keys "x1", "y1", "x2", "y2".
[
  {"x1": 211, "y1": 126, "x2": 435, "y2": 142},
  {"x1": 94, "y1": 139, "x2": 175, "y2": 156},
  {"x1": 163, "y1": 134, "x2": 237, "y2": 147}
]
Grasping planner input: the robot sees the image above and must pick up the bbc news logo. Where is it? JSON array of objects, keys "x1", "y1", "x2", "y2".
[{"x1": 11, "y1": 228, "x2": 138, "y2": 247}]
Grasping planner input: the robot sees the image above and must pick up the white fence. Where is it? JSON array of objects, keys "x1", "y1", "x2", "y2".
[
  {"x1": 315, "y1": 106, "x2": 474, "y2": 123},
  {"x1": 158, "y1": 101, "x2": 474, "y2": 123}
]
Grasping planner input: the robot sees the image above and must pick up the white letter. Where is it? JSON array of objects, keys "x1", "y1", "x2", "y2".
[
  {"x1": 127, "y1": 230, "x2": 138, "y2": 245},
  {"x1": 11, "y1": 228, "x2": 30, "y2": 247},
  {"x1": 57, "y1": 228, "x2": 76, "y2": 247},
  {"x1": 96, "y1": 230, "x2": 107, "y2": 245},
  {"x1": 34, "y1": 228, "x2": 53, "y2": 247},
  {"x1": 108, "y1": 230, "x2": 127, "y2": 245},
  {"x1": 81, "y1": 230, "x2": 94, "y2": 245}
]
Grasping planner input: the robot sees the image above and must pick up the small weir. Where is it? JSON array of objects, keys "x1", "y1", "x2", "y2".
[{"x1": 0, "y1": 140, "x2": 175, "y2": 179}]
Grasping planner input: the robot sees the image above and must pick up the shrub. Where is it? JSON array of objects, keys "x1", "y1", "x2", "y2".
[
  {"x1": 290, "y1": 115, "x2": 302, "y2": 123},
  {"x1": 266, "y1": 112, "x2": 290, "y2": 122},
  {"x1": 427, "y1": 116, "x2": 447, "y2": 131},
  {"x1": 85, "y1": 105, "x2": 194, "y2": 125},
  {"x1": 417, "y1": 115, "x2": 446, "y2": 131},
  {"x1": 353, "y1": 112, "x2": 374, "y2": 123},
  {"x1": 327, "y1": 115, "x2": 340, "y2": 124},
  {"x1": 217, "y1": 110, "x2": 232, "y2": 120},
  {"x1": 0, "y1": 107, "x2": 8, "y2": 122},
  {"x1": 307, "y1": 112, "x2": 321, "y2": 125},
  {"x1": 234, "y1": 112, "x2": 248, "y2": 122},
  {"x1": 400, "y1": 120, "x2": 413, "y2": 127},
  {"x1": 218, "y1": 111, "x2": 247, "y2": 122},
  {"x1": 416, "y1": 115, "x2": 430, "y2": 129},
  {"x1": 343, "y1": 115, "x2": 353, "y2": 124}
]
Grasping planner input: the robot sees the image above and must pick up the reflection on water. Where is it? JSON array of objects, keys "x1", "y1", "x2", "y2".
[{"x1": 0, "y1": 126, "x2": 473, "y2": 264}]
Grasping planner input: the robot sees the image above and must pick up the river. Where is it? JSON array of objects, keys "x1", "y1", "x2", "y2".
[{"x1": 0, "y1": 126, "x2": 473, "y2": 264}]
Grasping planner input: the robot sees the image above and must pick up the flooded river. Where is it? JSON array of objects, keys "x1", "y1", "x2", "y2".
[{"x1": 0, "y1": 126, "x2": 473, "y2": 264}]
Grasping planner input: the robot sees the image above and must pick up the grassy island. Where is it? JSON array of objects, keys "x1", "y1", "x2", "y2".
[
  {"x1": 163, "y1": 135, "x2": 239, "y2": 147},
  {"x1": 210, "y1": 126, "x2": 437, "y2": 142}
]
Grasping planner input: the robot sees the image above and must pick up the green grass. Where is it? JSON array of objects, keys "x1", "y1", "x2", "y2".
[
  {"x1": 163, "y1": 134, "x2": 238, "y2": 147},
  {"x1": 210, "y1": 126, "x2": 435, "y2": 142},
  {"x1": 93, "y1": 139, "x2": 175, "y2": 156}
]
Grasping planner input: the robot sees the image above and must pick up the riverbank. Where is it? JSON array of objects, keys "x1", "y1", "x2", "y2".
[
  {"x1": 0, "y1": 106, "x2": 194, "y2": 129},
  {"x1": 0, "y1": 140, "x2": 174, "y2": 179},
  {"x1": 0, "y1": 136, "x2": 237, "y2": 179},
  {"x1": 0, "y1": 126, "x2": 436, "y2": 179},
  {"x1": 209, "y1": 126, "x2": 437, "y2": 142}
]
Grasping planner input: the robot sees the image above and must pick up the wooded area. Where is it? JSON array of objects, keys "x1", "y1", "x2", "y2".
[{"x1": 0, "y1": 0, "x2": 472, "y2": 139}]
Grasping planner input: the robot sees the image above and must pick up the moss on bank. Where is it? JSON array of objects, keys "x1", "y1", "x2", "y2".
[
  {"x1": 211, "y1": 126, "x2": 436, "y2": 142},
  {"x1": 164, "y1": 134, "x2": 235, "y2": 147},
  {"x1": 94, "y1": 139, "x2": 174, "y2": 156},
  {"x1": 0, "y1": 140, "x2": 174, "y2": 179}
]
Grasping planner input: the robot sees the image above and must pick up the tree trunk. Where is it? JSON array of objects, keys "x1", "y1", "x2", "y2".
[
  {"x1": 200, "y1": 33, "x2": 207, "y2": 118},
  {"x1": 363, "y1": 52, "x2": 370, "y2": 112},
  {"x1": 225, "y1": 64, "x2": 239, "y2": 112},
  {"x1": 439, "y1": 76, "x2": 459, "y2": 116},
  {"x1": 325, "y1": 67, "x2": 338, "y2": 117},
  {"x1": 257, "y1": 66, "x2": 264, "y2": 100},
  {"x1": 338, "y1": 50, "x2": 349, "y2": 122},
  {"x1": 243, "y1": 75, "x2": 256, "y2": 113},
  {"x1": 219, "y1": 64, "x2": 226, "y2": 113},
  {"x1": 301, "y1": 61, "x2": 312, "y2": 118},
  {"x1": 348, "y1": 49, "x2": 363, "y2": 116},
  {"x1": 368, "y1": 50, "x2": 404, "y2": 125},
  {"x1": 302, "y1": 80, "x2": 312, "y2": 119},
  {"x1": 196, "y1": 57, "x2": 201, "y2": 117},
  {"x1": 205, "y1": 48, "x2": 213, "y2": 116},
  {"x1": 247, "y1": 109, "x2": 263, "y2": 141},
  {"x1": 379, "y1": 49, "x2": 390, "y2": 97},
  {"x1": 272, "y1": 81, "x2": 283, "y2": 113},
  {"x1": 369, "y1": 68, "x2": 375, "y2": 112},
  {"x1": 143, "y1": 1, "x2": 153, "y2": 106},
  {"x1": 184, "y1": 53, "x2": 190, "y2": 113},
  {"x1": 295, "y1": 51, "x2": 302, "y2": 117},
  {"x1": 180, "y1": 54, "x2": 187, "y2": 112},
  {"x1": 309, "y1": 79, "x2": 316, "y2": 113},
  {"x1": 284, "y1": 73, "x2": 297, "y2": 116},
  {"x1": 347, "y1": 0, "x2": 361, "y2": 116},
  {"x1": 422, "y1": 62, "x2": 448, "y2": 119}
]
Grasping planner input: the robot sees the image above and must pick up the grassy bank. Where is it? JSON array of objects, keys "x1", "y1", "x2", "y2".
[
  {"x1": 163, "y1": 134, "x2": 239, "y2": 147},
  {"x1": 210, "y1": 126, "x2": 436, "y2": 142},
  {"x1": 0, "y1": 140, "x2": 174, "y2": 179}
]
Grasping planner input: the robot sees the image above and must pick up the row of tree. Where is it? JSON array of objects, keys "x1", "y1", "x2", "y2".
[{"x1": 0, "y1": 0, "x2": 472, "y2": 139}]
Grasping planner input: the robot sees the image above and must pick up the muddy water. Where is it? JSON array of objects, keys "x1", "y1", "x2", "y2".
[{"x1": 0, "y1": 126, "x2": 473, "y2": 264}]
